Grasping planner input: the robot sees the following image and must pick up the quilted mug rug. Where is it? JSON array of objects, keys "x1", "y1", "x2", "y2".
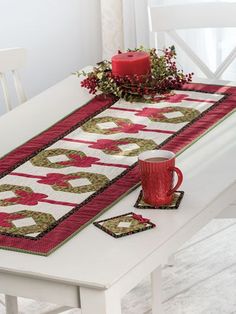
[{"x1": 0, "y1": 83, "x2": 235, "y2": 255}]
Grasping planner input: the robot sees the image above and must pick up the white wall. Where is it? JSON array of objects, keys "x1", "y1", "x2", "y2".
[{"x1": 0, "y1": 0, "x2": 102, "y2": 114}]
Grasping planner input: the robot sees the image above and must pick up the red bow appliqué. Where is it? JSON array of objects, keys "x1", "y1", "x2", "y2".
[
  {"x1": 153, "y1": 93, "x2": 189, "y2": 103},
  {"x1": 132, "y1": 213, "x2": 150, "y2": 224},
  {"x1": 111, "y1": 122, "x2": 146, "y2": 134},
  {"x1": 0, "y1": 212, "x2": 24, "y2": 228},
  {"x1": 6, "y1": 190, "x2": 48, "y2": 206},
  {"x1": 37, "y1": 173, "x2": 81, "y2": 187},
  {"x1": 162, "y1": 94, "x2": 189, "y2": 103},
  {"x1": 136, "y1": 107, "x2": 173, "y2": 119},
  {"x1": 89, "y1": 139, "x2": 129, "y2": 151},
  {"x1": 59, "y1": 154, "x2": 100, "y2": 167}
]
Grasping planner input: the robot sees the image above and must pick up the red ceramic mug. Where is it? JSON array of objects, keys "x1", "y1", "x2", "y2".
[{"x1": 138, "y1": 150, "x2": 183, "y2": 206}]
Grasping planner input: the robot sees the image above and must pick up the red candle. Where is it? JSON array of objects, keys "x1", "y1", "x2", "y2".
[{"x1": 112, "y1": 51, "x2": 151, "y2": 77}]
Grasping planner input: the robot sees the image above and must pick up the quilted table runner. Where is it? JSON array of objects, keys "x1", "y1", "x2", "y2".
[{"x1": 0, "y1": 83, "x2": 236, "y2": 255}]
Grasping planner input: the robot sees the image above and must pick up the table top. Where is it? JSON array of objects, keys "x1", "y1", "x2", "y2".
[{"x1": 0, "y1": 71, "x2": 235, "y2": 289}]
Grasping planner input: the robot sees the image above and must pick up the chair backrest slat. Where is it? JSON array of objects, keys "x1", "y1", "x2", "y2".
[
  {"x1": 0, "y1": 73, "x2": 12, "y2": 111},
  {"x1": 12, "y1": 70, "x2": 27, "y2": 104},
  {"x1": 148, "y1": 2, "x2": 236, "y2": 79},
  {"x1": 149, "y1": 2, "x2": 236, "y2": 32}
]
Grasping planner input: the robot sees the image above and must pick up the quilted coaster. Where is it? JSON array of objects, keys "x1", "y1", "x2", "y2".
[
  {"x1": 93, "y1": 212, "x2": 156, "y2": 238},
  {"x1": 134, "y1": 191, "x2": 184, "y2": 210}
]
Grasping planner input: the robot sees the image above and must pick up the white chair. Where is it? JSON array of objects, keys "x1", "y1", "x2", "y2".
[
  {"x1": 149, "y1": 1, "x2": 236, "y2": 268},
  {"x1": 148, "y1": 2, "x2": 236, "y2": 79},
  {"x1": 0, "y1": 47, "x2": 27, "y2": 112}
]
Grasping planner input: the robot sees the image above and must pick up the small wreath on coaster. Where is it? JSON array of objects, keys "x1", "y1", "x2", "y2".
[
  {"x1": 134, "y1": 191, "x2": 184, "y2": 210},
  {"x1": 76, "y1": 46, "x2": 193, "y2": 103}
]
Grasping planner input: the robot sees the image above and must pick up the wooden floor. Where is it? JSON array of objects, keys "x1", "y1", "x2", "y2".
[{"x1": 1, "y1": 218, "x2": 236, "y2": 314}]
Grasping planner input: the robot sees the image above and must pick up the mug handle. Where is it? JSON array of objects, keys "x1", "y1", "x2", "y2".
[{"x1": 168, "y1": 167, "x2": 183, "y2": 196}]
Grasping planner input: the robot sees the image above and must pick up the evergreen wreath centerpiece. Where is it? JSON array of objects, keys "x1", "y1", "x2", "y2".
[{"x1": 77, "y1": 47, "x2": 193, "y2": 103}]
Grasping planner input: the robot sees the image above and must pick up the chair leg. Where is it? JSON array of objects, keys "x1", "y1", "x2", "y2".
[
  {"x1": 151, "y1": 266, "x2": 163, "y2": 314},
  {"x1": 5, "y1": 295, "x2": 18, "y2": 314},
  {"x1": 167, "y1": 254, "x2": 175, "y2": 267}
]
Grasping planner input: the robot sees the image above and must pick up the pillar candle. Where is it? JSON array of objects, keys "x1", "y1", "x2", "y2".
[{"x1": 112, "y1": 51, "x2": 151, "y2": 77}]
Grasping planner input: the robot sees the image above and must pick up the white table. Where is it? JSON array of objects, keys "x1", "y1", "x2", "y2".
[{"x1": 0, "y1": 73, "x2": 236, "y2": 314}]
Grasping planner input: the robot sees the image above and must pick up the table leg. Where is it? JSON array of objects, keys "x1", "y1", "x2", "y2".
[
  {"x1": 151, "y1": 267, "x2": 163, "y2": 314},
  {"x1": 80, "y1": 287, "x2": 121, "y2": 314},
  {"x1": 5, "y1": 295, "x2": 18, "y2": 314}
]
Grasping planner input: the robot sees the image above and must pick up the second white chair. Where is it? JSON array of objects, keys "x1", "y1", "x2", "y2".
[
  {"x1": 0, "y1": 47, "x2": 27, "y2": 112},
  {"x1": 148, "y1": 2, "x2": 236, "y2": 80}
]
